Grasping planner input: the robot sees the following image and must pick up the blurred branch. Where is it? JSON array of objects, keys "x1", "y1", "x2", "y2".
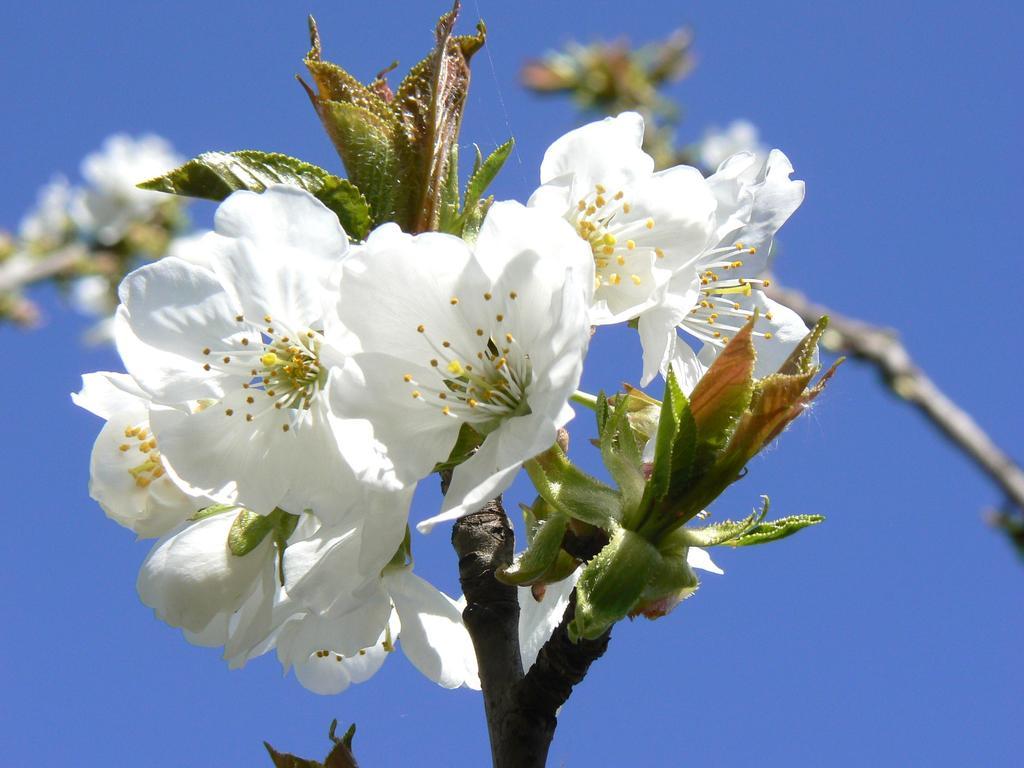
[
  {"x1": 767, "y1": 281, "x2": 1024, "y2": 515},
  {"x1": 0, "y1": 244, "x2": 86, "y2": 294}
]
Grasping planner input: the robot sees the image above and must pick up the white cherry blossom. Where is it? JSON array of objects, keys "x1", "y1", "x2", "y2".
[
  {"x1": 72, "y1": 372, "x2": 202, "y2": 538},
  {"x1": 71, "y1": 134, "x2": 182, "y2": 245},
  {"x1": 331, "y1": 201, "x2": 594, "y2": 531},
  {"x1": 639, "y1": 149, "x2": 809, "y2": 385},
  {"x1": 529, "y1": 111, "x2": 716, "y2": 325},
  {"x1": 114, "y1": 186, "x2": 393, "y2": 519}
]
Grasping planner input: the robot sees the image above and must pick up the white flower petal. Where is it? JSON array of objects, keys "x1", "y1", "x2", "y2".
[
  {"x1": 519, "y1": 571, "x2": 579, "y2": 672},
  {"x1": 538, "y1": 111, "x2": 653, "y2": 192},
  {"x1": 385, "y1": 569, "x2": 480, "y2": 690},
  {"x1": 687, "y1": 546, "x2": 724, "y2": 575}
]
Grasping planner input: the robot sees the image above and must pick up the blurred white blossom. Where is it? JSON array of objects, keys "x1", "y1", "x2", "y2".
[{"x1": 71, "y1": 134, "x2": 181, "y2": 245}]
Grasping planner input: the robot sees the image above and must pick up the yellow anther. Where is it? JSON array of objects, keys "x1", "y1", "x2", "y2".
[
  {"x1": 713, "y1": 331, "x2": 721, "y2": 338},
  {"x1": 616, "y1": 255, "x2": 626, "y2": 266},
  {"x1": 152, "y1": 466, "x2": 165, "y2": 478},
  {"x1": 450, "y1": 297, "x2": 459, "y2": 305},
  {"x1": 468, "y1": 398, "x2": 478, "y2": 408},
  {"x1": 403, "y1": 374, "x2": 413, "y2": 382},
  {"x1": 241, "y1": 338, "x2": 250, "y2": 346},
  {"x1": 430, "y1": 359, "x2": 438, "y2": 367},
  {"x1": 225, "y1": 408, "x2": 234, "y2": 416},
  {"x1": 246, "y1": 396, "x2": 254, "y2": 404},
  {"x1": 442, "y1": 406, "x2": 451, "y2": 416},
  {"x1": 626, "y1": 240, "x2": 636, "y2": 250},
  {"x1": 119, "y1": 444, "x2": 130, "y2": 452},
  {"x1": 282, "y1": 424, "x2": 290, "y2": 432},
  {"x1": 411, "y1": 391, "x2": 422, "y2": 399},
  {"x1": 602, "y1": 245, "x2": 615, "y2": 256},
  {"x1": 135, "y1": 477, "x2": 151, "y2": 488},
  {"x1": 222, "y1": 356, "x2": 231, "y2": 364},
  {"x1": 586, "y1": 205, "x2": 597, "y2": 216},
  {"x1": 595, "y1": 195, "x2": 606, "y2": 207},
  {"x1": 596, "y1": 258, "x2": 609, "y2": 269},
  {"x1": 645, "y1": 218, "x2": 655, "y2": 230},
  {"x1": 505, "y1": 333, "x2": 514, "y2": 342},
  {"x1": 417, "y1": 324, "x2": 425, "y2": 333},
  {"x1": 764, "y1": 332, "x2": 774, "y2": 340},
  {"x1": 263, "y1": 315, "x2": 272, "y2": 323},
  {"x1": 765, "y1": 312, "x2": 774, "y2": 320},
  {"x1": 732, "y1": 261, "x2": 744, "y2": 268},
  {"x1": 655, "y1": 247, "x2": 665, "y2": 259},
  {"x1": 630, "y1": 274, "x2": 642, "y2": 285},
  {"x1": 495, "y1": 357, "x2": 507, "y2": 369},
  {"x1": 602, "y1": 233, "x2": 617, "y2": 246},
  {"x1": 496, "y1": 314, "x2": 504, "y2": 322},
  {"x1": 762, "y1": 279, "x2": 772, "y2": 287},
  {"x1": 735, "y1": 243, "x2": 745, "y2": 250},
  {"x1": 614, "y1": 190, "x2": 624, "y2": 200},
  {"x1": 595, "y1": 183, "x2": 607, "y2": 194},
  {"x1": 261, "y1": 352, "x2": 278, "y2": 367},
  {"x1": 610, "y1": 273, "x2": 621, "y2": 285},
  {"x1": 622, "y1": 202, "x2": 632, "y2": 213},
  {"x1": 509, "y1": 291, "x2": 518, "y2": 300},
  {"x1": 202, "y1": 347, "x2": 210, "y2": 355},
  {"x1": 476, "y1": 328, "x2": 485, "y2": 337},
  {"x1": 748, "y1": 246, "x2": 757, "y2": 254},
  {"x1": 484, "y1": 292, "x2": 492, "y2": 300},
  {"x1": 235, "y1": 314, "x2": 244, "y2": 322},
  {"x1": 447, "y1": 360, "x2": 465, "y2": 375},
  {"x1": 577, "y1": 200, "x2": 587, "y2": 211},
  {"x1": 438, "y1": 392, "x2": 447, "y2": 400}
]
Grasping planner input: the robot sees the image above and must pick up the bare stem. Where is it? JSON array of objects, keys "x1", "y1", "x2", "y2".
[
  {"x1": 766, "y1": 280, "x2": 1024, "y2": 513},
  {"x1": 0, "y1": 244, "x2": 86, "y2": 294}
]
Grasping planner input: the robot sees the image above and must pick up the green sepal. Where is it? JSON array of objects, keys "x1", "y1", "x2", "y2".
[
  {"x1": 188, "y1": 503, "x2": 237, "y2": 522},
  {"x1": 570, "y1": 526, "x2": 660, "y2": 641},
  {"x1": 462, "y1": 138, "x2": 513, "y2": 213},
  {"x1": 633, "y1": 366, "x2": 696, "y2": 532},
  {"x1": 525, "y1": 445, "x2": 622, "y2": 530},
  {"x1": 432, "y1": 422, "x2": 484, "y2": 472},
  {"x1": 631, "y1": 549, "x2": 699, "y2": 619},
  {"x1": 594, "y1": 390, "x2": 610, "y2": 435},
  {"x1": 598, "y1": 392, "x2": 646, "y2": 515},
  {"x1": 497, "y1": 510, "x2": 570, "y2": 586},
  {"x1": 227, "y1": 507, "x2": 299, "y2": 559},
  {"x1": 139, "y1": 150, "x2": 371, "y2": 240},
  {"x1": 728, "y1": 513, "x2": 825, "y2": 547},
  {"x1": 228, "y1": 509, "x2": 278, "y2": 556}
]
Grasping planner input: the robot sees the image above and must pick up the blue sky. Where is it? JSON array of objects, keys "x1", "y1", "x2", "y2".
[{"x1": 1, "y1": 1, "x2": 1021, "y2": 765}]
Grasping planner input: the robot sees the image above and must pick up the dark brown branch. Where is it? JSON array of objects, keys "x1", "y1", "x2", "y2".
[
  {"x1": 766, "y1": 280, "x2": 1024, "y2": 513},
  {"x1": 452, "y1": 497, "x2": 612, "y2": 768},
  {"x1": 451, "y1": 501, "x2": 524, "y2": 767}
]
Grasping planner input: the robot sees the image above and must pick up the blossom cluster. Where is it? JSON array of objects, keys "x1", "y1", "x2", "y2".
[
  {"x1": 3, "y1": 135, "x2": 199, "y2": 338},
  {"x1": 74, "y1": 112, "x2": 806, "y2": 695}
]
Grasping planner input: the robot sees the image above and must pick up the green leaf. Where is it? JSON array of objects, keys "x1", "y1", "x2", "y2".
[
  {"x1": 228, "y1": 509, "x2": 278, "y2": 557},
  {"x1": 139, "y1": 150, "x2": 372, "y2": 240},
  {"x1": 671, "y1": 502, "x2": 767, "y2": 547},
  {"x1": 687, "y1": 313, "x2": 756, "y2": 452},
  {"x1": 570, "y1": 526, "x2": 660, "y2": 641},
  {"x1": 302, "y1": 8, "x2": 486, "y2": 233},
  {"x1": 525, "y1": 446, "x2": 622, "y2": 530},
  {"x1": 645, "y1": 365, "x2": 687, "y2": 503},
  {"x1": 497, "y1": 511, "x2": 570, "y2": 586},
  {"x1": 462, "y1": 138, "x2": 513, "y2": 211},
  {"x1": 595, "y1": 390, "x2": 610, "y2": 435},
  {"x1": 729, "y1": 513, "x2": 825, "y2": 547}
]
